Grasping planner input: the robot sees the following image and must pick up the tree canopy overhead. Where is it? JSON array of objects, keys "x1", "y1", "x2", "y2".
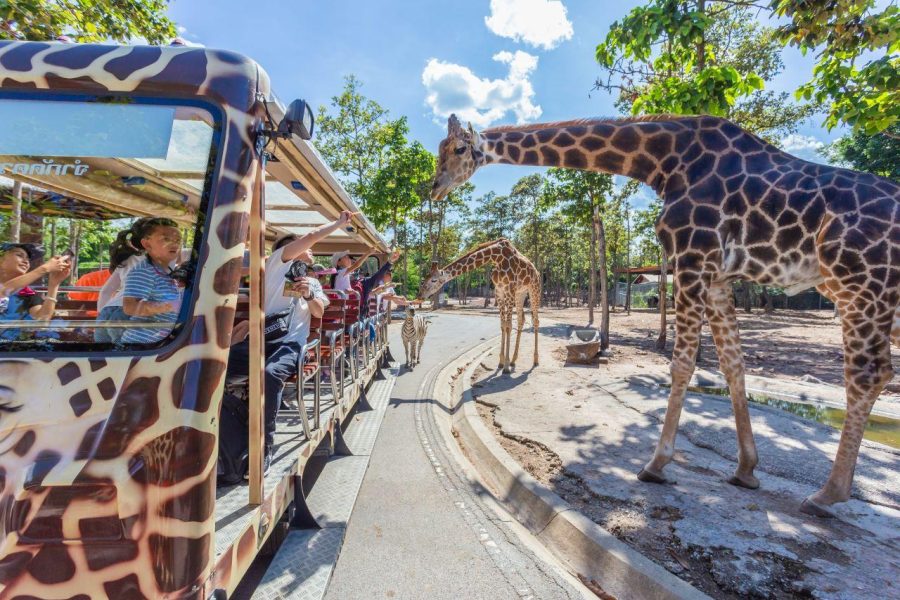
[
  {"x1": 595, "y1": 0, "x2": 898, "y2": 136},
  {"x1": 0, "y1": 0, "x2": 177, "y2": 44}
]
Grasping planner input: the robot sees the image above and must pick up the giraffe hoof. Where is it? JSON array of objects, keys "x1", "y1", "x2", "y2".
[
  {"x1": 727, "y1": 473, "x2": 760, "y2": 490},
  {"x1": 800, "y1": 498, "x2": 836, "y2": 519},
  {"x1": 637, "y1": 468, "x2": 667, "y2": 484}
]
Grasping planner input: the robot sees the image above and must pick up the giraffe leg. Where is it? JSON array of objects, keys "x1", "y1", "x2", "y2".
[
  {"x1": 638, "y1": 279, "x2": 707, "y2": 484},
  {"x1": 706, "y1": 281, "x2": 759, "y2": 489},
  {"x1": 532, "y1": 283, "x2": 540, "y2": 367},
  {"x1": 892, "y1": 305, "x2": 899, "y2": 349},
  {"x1": 498, "y1": 296, "x2": 514, "y2": 374},
  {"x1": 801, "y1": 300, "x2": 895, "y2": 517},
  {"x1": 510, "y1": 291, "x2": 526, "y2": 367}
]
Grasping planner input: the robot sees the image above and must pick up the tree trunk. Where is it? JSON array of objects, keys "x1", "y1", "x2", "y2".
[
  {"x1": 598, "y1": 215, "x2": 610, "y2": 350},
  {"x1": 625, "y1": 274, "x2": 633, "y2": 314},
  {"x1": 68, "y1": 219, "x2": 79, "y2": 281},
  {"x1": 588, "y1": 208, "x2": 597, "y2": 325},
  {"x1": 624, "y1": 200, "x2": 632, "y2": 314},
  {"x1": 49, "y1": 218, "x2": 57, "y2": 258},
  {"x1": 10, "y1": 181, "x2": 22, "y2": 242},
  {"x1": 762, "y1": 286, "x2": 774, "y2": 315},
  {"x1": 656, "y1": 249, "x2": 667, "y2": 351}
]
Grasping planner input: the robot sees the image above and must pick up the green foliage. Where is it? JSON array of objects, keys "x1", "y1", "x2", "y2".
[
  {"x1": 826, "y1": 124, "x2": 900, "y2": 181},
  {"x1": 597, "y1": 1, "x2": 768, "y2": 117},
  {"x1": 0, "y1": 0, "x2": 176, "y2": 43},
  {"x1": 315, "y1": 76, "x2": 410, "y2": 213},
  {"x1": 772, "y1": 0, "x2": 899, "y2": 134},
  {"x1": 544, "y1": 168, "x2": 615, "y2": 226},
  {"x1": 364, "y1": 140, "x2": 435, "y2": 233},
  {"x1": 596, "y1": 1, "x2": 815, "y2": 140}
]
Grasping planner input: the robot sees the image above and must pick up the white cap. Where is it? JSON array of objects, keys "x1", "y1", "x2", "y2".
[{"x1": 331, "y1": 250, "x2": 350, "y2": 268}]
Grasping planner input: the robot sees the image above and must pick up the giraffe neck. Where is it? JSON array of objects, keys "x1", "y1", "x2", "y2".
[
  {"x1": 477, "y1": 117, "x2": 686, "y2": 188},
  {"x1": 442, "y1": 244, "x2": 501, "y2": 282}
]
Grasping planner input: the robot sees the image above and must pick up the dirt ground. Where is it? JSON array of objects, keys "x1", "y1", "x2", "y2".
[
  {"x1": 453, "y1": 307, "x2": 900, "y2": 600},
  {"x1": 443, "y1": 299, "x2": 900, "y2": 399}
]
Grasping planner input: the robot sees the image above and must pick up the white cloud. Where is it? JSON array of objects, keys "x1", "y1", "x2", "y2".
[
  {"x1": 422, "y1": 51, "x2": 542, "y2": 129},
  {"x1": 485, "y1": 0, "x2": 573, "y2": 50},
  {"x1": 780, "y1": 133, "x2": 825, "y2": 160}
]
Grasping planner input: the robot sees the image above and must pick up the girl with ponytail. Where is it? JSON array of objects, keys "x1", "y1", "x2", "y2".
[{"x1": 96, "y1": 218, "x2": 180, "y2": 343}]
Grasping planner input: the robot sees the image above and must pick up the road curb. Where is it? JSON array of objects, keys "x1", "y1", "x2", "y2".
[{"x1": 444, "y1": 342, "x2": 711, "y2": 600}]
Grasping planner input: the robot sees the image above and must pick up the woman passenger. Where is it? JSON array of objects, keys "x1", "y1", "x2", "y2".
[{"x1": 0, "y1": 243, "x2": 70, "y2": 341}]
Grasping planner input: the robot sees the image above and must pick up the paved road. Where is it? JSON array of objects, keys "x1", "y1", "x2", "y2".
[{"x1": 324, "y1": 312, "x2": 586, "y2": 600}]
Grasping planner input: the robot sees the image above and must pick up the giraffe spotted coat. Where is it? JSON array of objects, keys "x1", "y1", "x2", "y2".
[{"x1": 432, "y1": 113, "x2": 899, "y2": 517}]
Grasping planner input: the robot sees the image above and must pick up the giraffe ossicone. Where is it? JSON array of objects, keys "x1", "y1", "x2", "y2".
[
  {"x1": 419, "y1": 238, "x2": 540, "y2": 373},
  {"x1": 432, "y1": 112, "x2": 900, "y2": 517}
]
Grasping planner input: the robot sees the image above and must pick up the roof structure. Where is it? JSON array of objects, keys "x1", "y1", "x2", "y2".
[{"x1": 262, "y1": 96, "x2": 390, "y2": 255}]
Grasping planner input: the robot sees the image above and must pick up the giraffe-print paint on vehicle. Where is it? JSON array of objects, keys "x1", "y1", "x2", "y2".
[
  {"x1": 432, "y1": 113, "x2": 899, "y2": 517},
  {"x1": 0, "y1": 41, "x2": 269, "y2": 598},
  {"x1": 419, "y1": 238, "x2": 541, "y2": 373}
]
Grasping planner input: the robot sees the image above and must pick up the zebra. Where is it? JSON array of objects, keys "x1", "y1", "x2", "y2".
[{"x1": 401, "y1": 306, "x2": 429, "y2": 369}]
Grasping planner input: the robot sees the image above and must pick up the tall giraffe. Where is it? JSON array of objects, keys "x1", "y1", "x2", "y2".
[
  {"x1": 431, "y1": 114, "x2": 899, "y2": 517},
  {"x1": 419, "y1": 238, "x2": 541, "y2": 373}
]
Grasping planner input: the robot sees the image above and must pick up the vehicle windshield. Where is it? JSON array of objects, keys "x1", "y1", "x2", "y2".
[{"x1": 0, "y1": 95, "x2": 219, "y2": 351}]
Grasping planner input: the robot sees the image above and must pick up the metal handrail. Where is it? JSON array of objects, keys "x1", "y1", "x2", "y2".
[{"x1": 0, "y1": 320, "x2": 174, "y2": 329}]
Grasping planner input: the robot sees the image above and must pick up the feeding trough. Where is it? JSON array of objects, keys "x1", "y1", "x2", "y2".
[{"x1": 566, "y1": 328, "x2": 602, "y2": 364}]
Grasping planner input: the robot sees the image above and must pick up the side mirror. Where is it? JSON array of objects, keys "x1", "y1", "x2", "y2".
[{"x1": 278, "y1": 99, "x2": 315, "y2": 140}]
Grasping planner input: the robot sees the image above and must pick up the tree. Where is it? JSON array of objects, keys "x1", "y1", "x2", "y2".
[
  {"x1": 596, "y1": 1, "x2": 899, "y2": 136},
  {"x1": 595, "y1": 1, "x2": 814, "y2": 140},
  {"x1": 509, "y1": 174, "x2": 546, "y2": 268},
  {"x1": 0, "y1": 0, "x2": 176, "y2": 44},
  {"x1": 826, "y1": 124, "x2": 900, "y2": 181},
  {"x1": 315, "y1": 76, "x2": 409, "y2": 209},
  {"x1": 772, "y1": 0, "x2": 899, "y2": 135},
  {"x1": 544, "y1": 169, "x2": 614, "y2": 334}
]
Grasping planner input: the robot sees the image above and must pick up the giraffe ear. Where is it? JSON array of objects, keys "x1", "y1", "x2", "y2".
[{"x1": 448, "y1": 114, "x2": 463, "y2": 138}]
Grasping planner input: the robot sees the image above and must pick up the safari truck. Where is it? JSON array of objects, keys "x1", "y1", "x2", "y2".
[{"x1": 0, "y1": 41, "x2": 391, "y2": 598}]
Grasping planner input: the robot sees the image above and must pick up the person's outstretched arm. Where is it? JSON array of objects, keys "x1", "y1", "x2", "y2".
[
  {"x1": 1, "y1": 256, "x2": 69, "y2": 298},
  {"x1": 279, "y1": 210, "x2": 356, "y2": 262},
  {"x1": 346, "y1": 250, "x2": 375, "y2": 274}
]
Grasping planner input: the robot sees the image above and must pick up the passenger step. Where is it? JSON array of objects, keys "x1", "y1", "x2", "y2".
[
  {"x1": 251, "y1": 528, "x2": 343, "y2": 600},
  {"x1": 252, "y1": 369, "x2": 397, "y2": 599}
]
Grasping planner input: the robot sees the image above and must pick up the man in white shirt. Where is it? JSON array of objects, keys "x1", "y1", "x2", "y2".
[{"x1": 228, "y1": 210, "x2": 352, "y2": 470}]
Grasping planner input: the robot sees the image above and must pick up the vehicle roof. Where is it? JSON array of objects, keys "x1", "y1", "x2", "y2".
[{"x1": 0, "y1": 41, "x2": 389, "y2": 255}]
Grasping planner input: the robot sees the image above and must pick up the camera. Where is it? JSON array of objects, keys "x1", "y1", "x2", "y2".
[
  {"x1": 169, "y1": 261, "x2": 196, "y2": 287},
  {"x1": 285, "y1": 260, "x2": 309, "y2": 282}
]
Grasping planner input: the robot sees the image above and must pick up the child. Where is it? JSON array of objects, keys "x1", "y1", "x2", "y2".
[
  {"x1": 0, "y1": 242, "x2": 70, "y2": 341},
  {"x1": 330, "y1": 249, "x2": 374, "y2": 291},
  {"x1": 97, "y1": 218, "x2": 189, "y2": 343},
  {"x1": 119, "y1": 218, "x2": 184, "y2": 344}
]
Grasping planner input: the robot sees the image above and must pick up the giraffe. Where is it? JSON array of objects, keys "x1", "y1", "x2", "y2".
[
  {"x1": 431, "y1": 113, "x2": 899, "y2": 517},
  {"x1": 419, "y1": 238, "x2": 541, "y2": 374}
]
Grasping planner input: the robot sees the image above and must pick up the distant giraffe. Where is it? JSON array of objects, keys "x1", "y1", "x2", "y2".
[
  {"x1": 419, "y1": 239, "x2": 541, "y2": 373},
  {"x1": 431, "y1": 113, "x2": 899, "y2": 517}
]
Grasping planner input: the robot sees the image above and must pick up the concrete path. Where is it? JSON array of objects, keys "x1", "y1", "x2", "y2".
[{"x1": 324, "y1": 313, "x2": 587, "y2": 600}]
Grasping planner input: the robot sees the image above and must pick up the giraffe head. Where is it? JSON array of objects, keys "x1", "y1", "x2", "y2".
[
  {"x1": 431, "y1": 114, "x2": 484, "y2": 200},
  {"x1": 418, "y1": 261, "x2": 449, "y2": 300}
]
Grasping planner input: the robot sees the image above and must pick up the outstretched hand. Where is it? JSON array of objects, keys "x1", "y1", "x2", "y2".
[
  {"x1": 389, "y1": 249, "x2": 401, "y2": 263},
  {"x1": 338, "y1": 210, "x2": 359, "y2": 226}
]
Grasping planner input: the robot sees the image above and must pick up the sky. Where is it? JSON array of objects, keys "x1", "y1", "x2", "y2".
[{"x1": 167, "y1": 0, "x2": 845, "y2": 212}]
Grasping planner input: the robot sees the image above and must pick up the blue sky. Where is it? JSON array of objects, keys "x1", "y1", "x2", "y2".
[{"x1": 168, "y1": 0, "x2": 843, "y2": 212}]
